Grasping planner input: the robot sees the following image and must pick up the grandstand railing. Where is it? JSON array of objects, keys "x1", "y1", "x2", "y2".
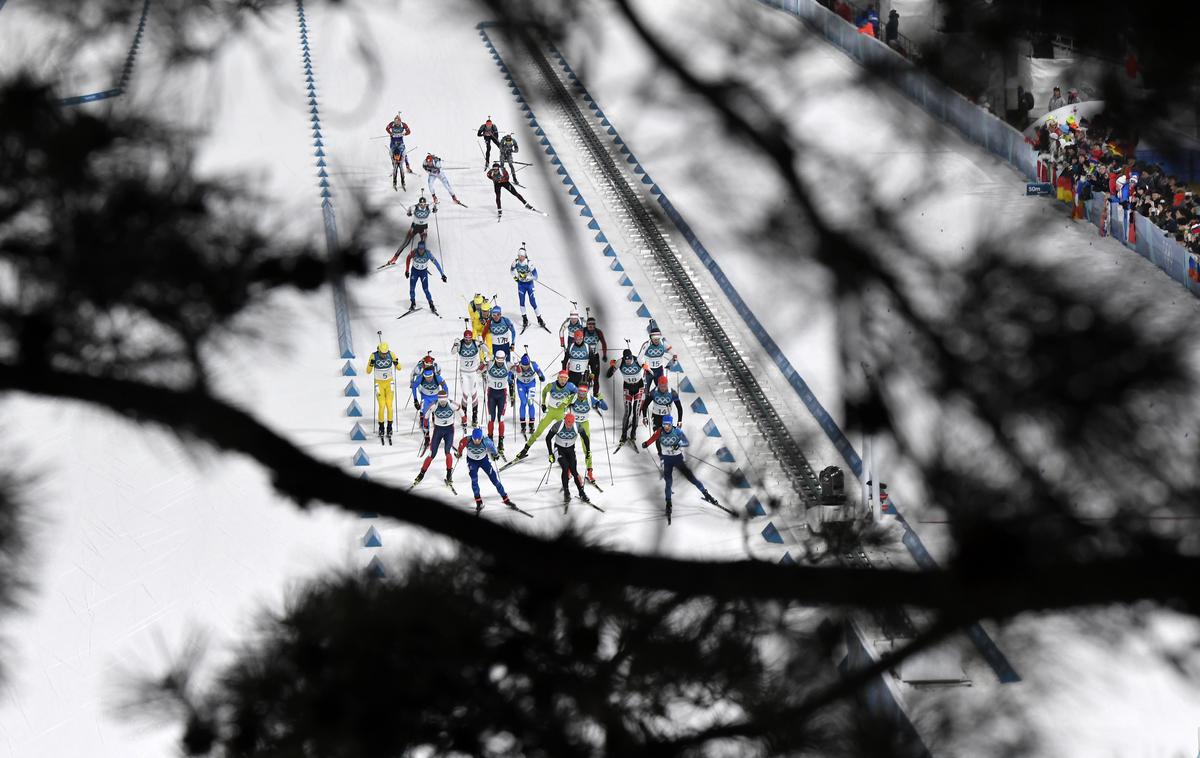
[{"x1": 759, "y1": 0, "x2": 1200, "y2": 298}]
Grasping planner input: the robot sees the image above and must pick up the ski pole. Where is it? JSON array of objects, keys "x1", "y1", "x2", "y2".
[
  {"x1": 534, "y1": 279, "x2": 573, "y2": 303},
  {"x1": 434, "y1": 207, "x2": 445, "y2": 275},
  {"x1": 601, "y1": 400, "x2": 614, "y2": 485},
  {"x1": 536, "y1": 457, "x2": 553, "y2": 493},
  {"x1": 685, "y1": 451, "x2": 729, "y2": 474}
]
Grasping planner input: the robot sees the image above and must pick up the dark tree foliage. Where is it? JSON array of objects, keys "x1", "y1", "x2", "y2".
[{"x1": 132, "y1": 546, "x2": 867, "y2": 757}]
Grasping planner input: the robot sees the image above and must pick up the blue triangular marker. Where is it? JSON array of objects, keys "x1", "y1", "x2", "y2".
[
  {"x1": 614, "y1": 136, "x2": 624, "y2": 145},
  {"x1": 562, "y1": 176, "x2": 573, "y2": 186},
  {"x1": 310, "y1": 114, "x2": 319, "y2": 123},
  {"x1": 341, "y1": 347, "x2": 354, "y2": 360},
  {"x1": 618, "y1": 274, "x2": 633, "y2": 286},
  {"x1": 540, "y1": 137, "x2": 550, "y2": 145},
  {"x1": 344, "y1": 380, "x2": 359, "y2": 396},
  {"x1": 611, "y1": 260, "x2": 624, "y2": 272},
  {"x1": 573, "y1": 196, "x2": 586, "y2": 206},
  {"x1": 595, "y1": 233, "x2": 607, "y2": 243},
  {"x1": 642, "y1": 175, "x2": 655, "y2": 185},
  {"x1": 315, "y1": 147, "x2": 325, "y2": 156},
  {"x1": 629, "y1": 290, "x2": 642, "y2": 303},
  {"x1": 347, "y1": 400, "x2": 363, "y2": 418},
  {"x1": 310, "y1": 106, "x2": 319, "y2": 114},
  {"x1": 780, "y1": 552, "x2": 796, "y2": 566},
  {"x1": 318, "y1": 168, "x2": 329, "y2": 178},
  {"x1": 600, "y1": 118, "x2": 610, "y2": 127},
  {"x1": 365, "y1": 555, "x2": 386, "y2": 578},
  {"x1": 352, "y1": 446, "x2": 369, "y2": 465},
  {"x1": 608, "y1": 126, "x2": 617, "y2": 135},
  {"x1": 716, "y1": 447, "x2": 735, "y2": 463},
  {"x1": 362, "y1": 526, "x2": 382, "y2": 548},
  {"x1": 317, "y1": 157, "x2": 326, "y2": 167},
  {"x1": 670, "y1": 362, "x2": 683, "y2": 373},
  {"x1": 650, "y1": 184, "x2": 662, "y2": 196},
  {"x1": 550, "y1": 155, "x2": 561, "y2": 165},
  {"x1": 731, "y1": 469, "x2": 751, "y2": 489},
  {"x1": 745, "y1": 495, "x2": 766, "y2": 517},
  {"x1": 319, "y1": 178, "x2": 329, "y2": 188},
  {"x1": 314, "y1": 139, "x2": 324, "y2": 147},
  {"x1": 761, "y1": 522, "x2": 784, "y2": 544},
  {"x1": 569, "y1": 185, "x2": 580, "y2": 196},
  {"x1": 341, "y1": 361, "x2": 356, "y2": 376},
  {"x1": 679, "y1": 377, "x2": 695, "y2": 393},
  {"x1": 702, "y1": 419, "x2": 721, "y2": 438},
  {"x1": 556, "y1": 166, "x2": 567, "y2": 175},
  {"x1": 536, "y1": 127, "x2": 546, "y2": 136},
  {"x1": 602, "y1": 245, "x2": 615, "y2": 257},
  {"x1": 690, "y1": 397, "x2": 708, "y2": 414},
  {"x1": 636, "y1": 304, "x2": 651, "y2": 318},
  {"x1": 580, "y1": 207, "x2": 593, "y2": 217},
  {"x1": 350, "y1": 423, "x2": 367, "y2": 441},
  {"x1": 587, "y1": 219, "x2": 600, "y2": 230},
  {"x1": 320, "y1": 188, "x2": 332, "y2": 199}
]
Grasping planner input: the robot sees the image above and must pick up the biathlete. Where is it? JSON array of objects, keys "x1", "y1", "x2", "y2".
[
  {"x1": 640, "y1": 375, "x2": 683, "y2": 454},
  {"x1": 413, "y1": 389, "x2": 459, "y2": 488},
  {"x1": 510, "y1": 246, "x2": 546, "y2": 330},
  {"x1": 642, "y1": 415, "x2": 719, "y2": 524},
  {"x1": 546, "y1": 412, "x2": 591, "y2": 506},
  {"x1": 404, "y1": 240, "x2": 447, "y2": 315},
  {"x1": 386, "y1": 113, "x2": 413, "y2": 190},
  {"x1": 385, "y1": 196, "x2": 437, "y2": 265},
  {"x1": 513, "y1": 353, "x2": 545, "y2": 438},
  {"x1": 410, "y1": 366, "x2": 450, "y2": 450},
  {"x1": 482, "y1": 353, "x2": 514, "y2": 456},
  {"x1": 510, "y1": 371, "x2": 577, "y2": 462},
  {"x1": 567, "y1": 383, "x2": 608, "y2": 484},
  {"x1": 455, "y1": 428, "x2": 516, "y2": 513},
  {"x1": 365, "y1": 339, "x2": 400, "y2": 444},
  {"x1": 608, "y1": 349, "x2": 647, "y2": 448},
  {"x1": 482, "y1": 305, "x2": 517, "y2": 362}
]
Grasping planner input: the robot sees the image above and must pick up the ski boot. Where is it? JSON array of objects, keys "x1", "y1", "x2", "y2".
[
  {"x1": 562, "y1": 488, "x2": 571, "y2": 512},
  {"x1": 408, "y1": 298, "x2": 418, "y2": 312},
  {"x1": 524, "y1": 202, "x2": 533, "y2": 210},
  {"x1": 412, "y1": 470, "x2": 425, "y2": 488},
  {"x1": 428, "y1": 301, "x2": 439, "y2": 316},
  {"x1": 498, "y1": 438, "x2": 505, "y2": 457},
  {"x1": 537, "y1": 315, "x2": 546, "y2": 329},
  {"x1": 497, "y1": 209, "x2": 503, "y2": 219},
  {"x1": 578, "y1": 488, "x2": 591, "y2": 504},
  {"x1": 386, "y1": 421, "x2": 393, "y2": 445},
  {"x1": 701, "y1": 491, "x2": 719, "y2": 506},
  {"x1": 378, "y1": 422, "x2": 386, "y2": 443},
  {"x1": 586, "y1": 468, "x2": 596, "y2": 484},
  {"x1": 502, "y1": 496, "x2": 515, "y2": 508},
  {"x1": 475, "y1": 497, "x2": 484, "y2": 514},
  {"x1": 471, "y1": 408, "x2": 479, "y2": 426},
  {"x1": 665, "y1": 500, "x2": 672, "y2": 525},
  {"x1": 445, "y1": 470, "x2": 454, "y2": 486},
  {"x1": 522, "y1": 314, "x2": 529, "y2": 329},
  {"x1": 514, "y1": 446, "x2": 529, "y2": 461}
]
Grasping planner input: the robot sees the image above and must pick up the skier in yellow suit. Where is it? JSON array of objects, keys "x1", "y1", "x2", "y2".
[
  {"x1": 467, "y1": 293, "x2": 494, "y2": 350},
  {"x1": 366, "y1": 340, "x2": 400, "y2": 444}
]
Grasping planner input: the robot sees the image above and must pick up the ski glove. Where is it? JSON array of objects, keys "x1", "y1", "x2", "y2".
[
  {"x1": 441, "y1": 275, "x2": 448, "y2": 283},
  {"x1": 414, "y1": 399, "x2": 421, "y2": 410},
  {"x1": 548, "y1": 454, "x2": 555, "y2": 464}
]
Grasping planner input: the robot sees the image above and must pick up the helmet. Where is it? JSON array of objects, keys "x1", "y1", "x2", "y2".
[
  {"x1": 491, "y1": 305, "x2": 502, "y2": 316},
  {"x1": 578, "y1": 384, "x2": 590, "y2": 394},
  {"x1": 473, "y1": 293, "x2": 485, "y2": 304},
  {"x1": 494, "y1": 353, "x2": 505, "y2": 363},
  {"x1": 565, "y1": 382, "x2": 577, "y2": 394},
  {"x1": 621, "y1": 349, "x2": 634, "y2": 362},
  {"x1": 423, "y1": 355, "x2": 435, "y2": 365},
  {"x1": 520, "y1": 354, "x2": 531, "y2": 366},
  {"x1": 377, "y1": 342, "x2": 389, "y2": 354},
  {"x1": 485, "y1": 117, "x2": 493, "y2": 125},
  {"x1": 517, "y1": 249, "x2": 527, "y2": 259},
  {"x1": 426, "y1": 152, "x2": 433, "y2": 161},
  {"x1": 471, "y1": 428, "x2": 483, "y2": 442},
  {"x1": 423, "y1": 368, "x2": 434, "y2": 378},
  {"x1": 586, "y1": 316, "x2": 596, "y2": 324},
  {"x1": 662, "y1": 414, "x2": 674, "y2": 426},
  {"x1": 573, "y1": 329, "x2": 584, "y2": 340},
  {"x1": 569, "y1": 309, "x2": 579, "y2": 318},
  {"x1": 564, "y1": 413, "x2": 576, "y2": 425},
  {"x1": 437, "y1": 388, "x2": 448, "y2": 397},
  {"x1": 463, "y1": 329, "x2": 473, "y2": 339},
  {"x1": 416, "y1": 240, "x2": 426, "y2": 249},
  {"x1": 650, "y1": 331, "x2": 662, "y2": 342},
  {"x1": 657, "y1": 376, "x2": 669, "y2": 387},
  {"x1": 558, "y1": 370, "x2": 569, "y2": 380},
  {"x1": 417, "y1": 195, "x2": 428, "y2": 205},
  {"x1": 492, "y1": 161, "x2": 501, "y2": 169}
]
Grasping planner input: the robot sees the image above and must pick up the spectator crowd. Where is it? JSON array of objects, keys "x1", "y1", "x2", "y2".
[{"x1": 1033, "y1": 109, "x2": 1200, "y2": 258}]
